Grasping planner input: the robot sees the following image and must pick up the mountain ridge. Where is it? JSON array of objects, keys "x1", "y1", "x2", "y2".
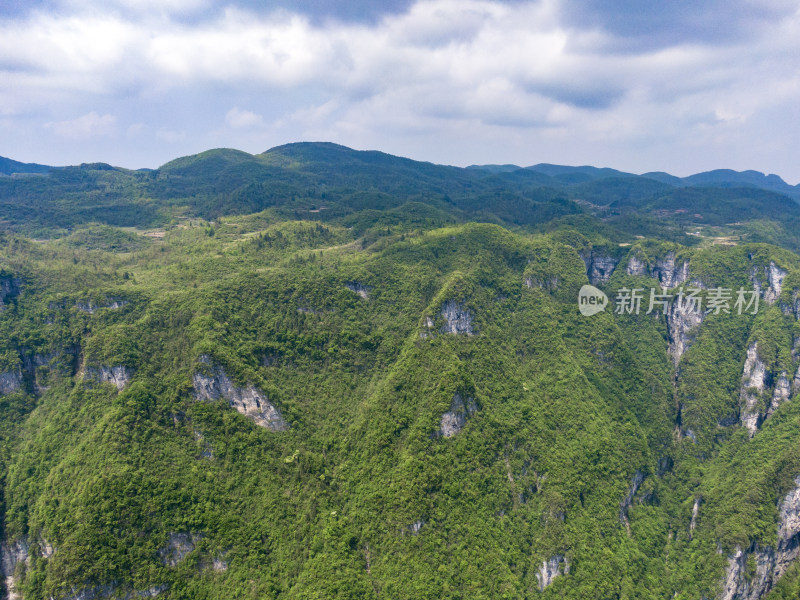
[{"x1": 3, "y1": 143, "x2": 798, "y2": 198}]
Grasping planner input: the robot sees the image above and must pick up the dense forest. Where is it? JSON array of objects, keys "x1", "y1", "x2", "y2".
[{"x1": 2, "y1": 143, "x2": 800, "y2": 599}]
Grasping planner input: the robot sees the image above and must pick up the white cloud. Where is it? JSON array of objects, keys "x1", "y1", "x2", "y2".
[
  {"x1": 226, "y1": 107, "x2": 266, "y2": 129},
  {"x1": 44, "y1": 112, "x2": 117, "y2": 138},
  {"x1": 2, "y1": 0, "x2": 800, "y2": 179}
]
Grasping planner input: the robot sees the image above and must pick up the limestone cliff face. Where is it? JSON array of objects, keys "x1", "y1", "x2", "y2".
[
  {"x1": 75, "y1": 298, "x2": 127, "y2": 314},
  {"x1": 1, "y1": 538, "x2": 29, "y2": 600},
  {"x1": 536, "y1": 555, "x2": 570, "y2": 591},
  {"x1": 345, "y1": 281, "x2": 371, "y2": 300},
  {"x1": 652, "y1": 252, "x2": 690, "y2": 289},
  {"x1": 718, "y1": 476, "x2": 800, "y2": 600},
  {"x1": 738, "y1": 342, "x2": 791, "y2": 437},
  {"x1": 1, "y1": 537, "x2": 56, "y2": 600},
  {"x1": 740, "y1": 343, "x2": 769, "y2": 437},
  {"x1": 524, "y1": 275, "x2": 560, "y2": 292},
  {"x1": 774, "y1": 478, "x2": 800, "y2": 580},
  {"x1": 50, "y1": 582, "x2": 166, "y2": 600},
  {"x1": 436, "y1": 393, "x2": 478, "y2": 438},
  {"x1": 439, "y1": 300, "x2": 473, "y2": 336},
  {"x1": 751, "y1": 262, "x2": 787, "y2": 306},
  {"x1": 421, "y1": 300, "x2": 475, "y2": 338},
  {"x1": 580, "y1": 251, "x2": 618, "y2": 285},
  {"x1": 193, "y1": 356, "x2": 288, "y2": 431},
  {"x1": 626, "y1": 255, "x2": 648, "y2": 277},
  {"x1": 665, "y1": 298, "x2": 706, "y2": 367},
  {"x1": 158, "y1": 533, "x2": 202, "y2": 567},
  {"x1": 768, "y1": 373, "x2": 791, "y2": 419},
  {"x1": 0, "y1": 371, "x2": 22, "y2": 396},
  {"x1": 624, "y1": 251, "x2": 690, "y2": 289},
  {"x1": 689, "y1": 497, "x2": 701, "y2": 540},
  {"x1": 84, "y1": 365, "x2": 133, "y2": 391}
]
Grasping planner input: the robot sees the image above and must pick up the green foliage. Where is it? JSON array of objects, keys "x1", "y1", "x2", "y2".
[{"x1": 2, "y1": 145, "x2": 800, "y2": 598}]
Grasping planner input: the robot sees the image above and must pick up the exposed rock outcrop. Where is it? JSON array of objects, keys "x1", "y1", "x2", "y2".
[
  {"x1": 193, "y1": 356, "x2": 288, "y2": 431},
  {"x1": 54, "y1": 583, "x2": 167, "y2": 600},
  {"x1": 751, "y1": 262, "x2": 787, "y2": 306},
  {"x1": 75, "y1": 298, "x2": 127, "y2": 314},
  {"x1": 345, "y1": 281, "x2": 371, "y2": 300},
  {"x1": 536, "y1": 555, "x2": 570, "y2": 591},
  {"x1": 211, "y1": 554, "x2": 228, "y2": 572},
  {"x1": 2, "y1": 537, "x2": 56, "y2": 600},
  {"x1": 626, "y1": 255, "x2": 647, "y2": 277},
  {"x1": 409, "y1": 520, "x2": 424, "y2": 535},
  {"x1": 524, "y1": 275, "x2": 560, "y2": 292},
  {"x1": 439, "y1": 300, "x2": 473, "y2": 335},
  {"x1": 620, "y1": 471, "x2": 645, "y2": 530},
  {"x1": 740, "y1": 343, "x2": 770, "y2": 437},
  {"x1": 158, "y1": 533, "x2": 202, "y2": 567},
  {"x1": 652, "y1": 252, "x2": 690, "y2": 288},
  {"x1": 768, "y1": 372, "x2": 791, "y2": 419},
  {"x1": 60, "y1": 584, "x2": 118, "y2": 600},
  {"x1": 84, "y1": 365, "x2": 133, "y2": 391},
  {"x1": 738, "y1": 342, "x2": 792, "y2": 436},
  {"x1": 0, "y1": 370, "x2": 22, "y2": 396},
  {"x1": 580, "y1": 252, "x2": 618, "y2": 285},
  {"x1": 1, "y1": 538, "x2": 29, "y2": 600},
  {"x1": 666, "y1": 297, "x2": 706, "y2": 366},
  {"x1": 436, "y1": 393, "x2": 478, "y2": 438},
  {"x1": 689, "y1": 497, "x2": 701, "y2": 540},
  {"x1": 718, "y1": 476, "x2": 800, "y2": 599},
  {"x1": 625, "y1": 251, "x2": 690, "y2": 288}
]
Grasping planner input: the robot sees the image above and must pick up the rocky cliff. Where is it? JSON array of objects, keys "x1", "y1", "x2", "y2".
[
  {"x1": 738, "y1": 342, "x2": 792, "y2": 437},
  {"x1": 83, "y1": 365, "x2": 133, "y2": 391},
  {"x1": 719, "y1": 476, "x2": 800, "y2": 599},
  {"x1": 192, "y1": 357, "x2": 288, "y2": 431},
  {"x1": 0, "y1": 371, "x2": 22, "y2": 396},
  {"x1": 436, "y1": 393, "x2": 478, "y2": 438},
  {"x1": 751, "y1": 262, "x2": 787, "y2": 306},
  {"x1": 536, "y1": 555, "x2": 570, "y2": 591},
  {"x1": 625, "y1": 251, "x2": 691, "y2": 289},
  {"x1": 665, "y1": 297, "x2": 706, "y2": 367},
  {"x1": 580, "y1": 251, "x2": 618, "y2": 285}
]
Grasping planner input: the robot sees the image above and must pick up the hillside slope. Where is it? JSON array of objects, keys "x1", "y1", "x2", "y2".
[{"x1": 1, "y1": 147, "x2": 800, "y2": 598}]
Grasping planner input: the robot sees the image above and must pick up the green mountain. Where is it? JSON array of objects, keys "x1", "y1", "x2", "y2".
[
  {"x1": 2, "y1": 144, "x2": 800, "y2": 599},
  {"x1": 0, "y1": 157, "x2": 53, "y2": 176}
]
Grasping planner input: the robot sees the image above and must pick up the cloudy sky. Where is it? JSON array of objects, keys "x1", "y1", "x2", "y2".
[{"x1": 1, "y1": 0, "x2": 799, "y2": 181}]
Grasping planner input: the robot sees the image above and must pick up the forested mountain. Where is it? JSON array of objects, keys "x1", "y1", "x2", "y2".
[{"x1": 2, "y1": 143, "x2": 800, "y2": 599}]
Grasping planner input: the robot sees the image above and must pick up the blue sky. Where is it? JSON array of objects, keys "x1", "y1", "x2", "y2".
[{"x1": 1, "y1": 0, "x2": 799, "y2": 182}]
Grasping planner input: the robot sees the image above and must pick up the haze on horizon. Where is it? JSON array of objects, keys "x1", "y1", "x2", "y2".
[{"x1": 1, "y1": 0, "x2": 799, "y2": 183}]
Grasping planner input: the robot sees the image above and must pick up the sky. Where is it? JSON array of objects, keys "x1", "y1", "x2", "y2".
[{"x1": 1, "y1": 0, "x2": 799, "y2": 182}]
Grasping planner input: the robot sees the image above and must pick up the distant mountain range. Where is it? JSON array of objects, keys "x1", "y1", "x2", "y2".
[
  {"x1": 2, "y1": 142, "x2": 800, "y2": 255},
  {"x1": 467, "y1": 162, "x2": 800, "y2": 200},
  {"x1": 2, "y1": 146, "x2": 798, "y2": 200}
]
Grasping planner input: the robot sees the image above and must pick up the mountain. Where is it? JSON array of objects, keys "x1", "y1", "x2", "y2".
[
  {"x1": 0, "y1": 156, "x2": 53, "y2": 176},
  {"x1": 525, "y1": 163, "x2": 638, "y2": 184},
  {"x1": 4, "y1": 144, "x2": 800, "y2": 598},
  {"x1": 683, "y1": 169, "x2": 800, "y2": 200},
  {"x1": 465, "y1": 164, "x2": 523, "y2": 173}
]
